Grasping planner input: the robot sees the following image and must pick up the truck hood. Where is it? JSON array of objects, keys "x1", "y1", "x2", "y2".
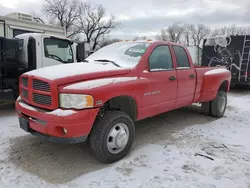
[{"x1": 24, "y1": 62, "x2": 131, "y2": 85}]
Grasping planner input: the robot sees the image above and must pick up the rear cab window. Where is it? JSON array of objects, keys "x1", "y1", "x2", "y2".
[{"x1": 172, "y1": 46, "x2": 190, "y2": 69}]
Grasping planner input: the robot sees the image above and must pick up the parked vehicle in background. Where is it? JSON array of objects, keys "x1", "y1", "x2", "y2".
[
  {"x1": 201, "y1": 35, "x2": 250, "y2": 87},
  {"x1": 0, "y1": 12, "x2": 92, "y2": 102},
  {"x1": 0, "y1": 33, "x2": 90, "y2": 102},
  {"x1": 16, "y1": 40, "x2": 231, "y2": 163},
  {"x1": 0, "y1": 12, "x2": 65, "y2": 38}
]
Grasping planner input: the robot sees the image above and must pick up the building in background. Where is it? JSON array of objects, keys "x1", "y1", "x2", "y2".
[{"x1": 186, "y1": 46, "x2": 202, "y2": 66}]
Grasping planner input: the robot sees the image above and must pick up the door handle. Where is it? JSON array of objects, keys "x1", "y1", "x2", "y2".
[
  {"x1": 169, "y1": 76, "x2": 176, "y2": 81},
  {"x1": 189, "y1": 74, "x2": 195, "y2": 79}
]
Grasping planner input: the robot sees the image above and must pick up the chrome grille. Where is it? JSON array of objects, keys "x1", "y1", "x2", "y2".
[
  {"x1": 21, "y1": 89, "x2": 28, "y2": 99},
  {"x1": 32, "y1": 79, "x2": 51, "y2": 92},
  {"x1": 32, "y1": 93, "x2": 52, "y2": 106},
  {"x1": 22, "y1": 77, "x2": 28, "y2": 87}
]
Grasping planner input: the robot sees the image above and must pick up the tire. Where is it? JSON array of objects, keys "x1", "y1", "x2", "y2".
[
  {"x1": 210, "y1": 91, "x2": 227, "y2": 118},
  {"x1": 89, "y1": 111, "x2": 135, "y2": 164},
  {"x1": 202, "y1": 102, "x2": 211, "y2": 115}
]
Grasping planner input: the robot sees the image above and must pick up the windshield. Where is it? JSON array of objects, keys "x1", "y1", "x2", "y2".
[
  {"x1": 86, "y1": 42, "x2": 151, "y2": 68},
  {"x1": 44, "y1": 38, "x2": 73, "y2": 63}
]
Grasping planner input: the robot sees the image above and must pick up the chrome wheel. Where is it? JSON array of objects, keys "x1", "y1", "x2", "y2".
[
  {"x1": 219, "y1": 96, "x2": 226, "y2": 113},
  {"x1": 107, "y1": 123, "x2": 129, "y2": 154}
]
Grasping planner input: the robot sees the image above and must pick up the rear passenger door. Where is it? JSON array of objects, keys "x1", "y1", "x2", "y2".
[{"x1": 172, "y1": 45, "x2": 196, "y2": 108}]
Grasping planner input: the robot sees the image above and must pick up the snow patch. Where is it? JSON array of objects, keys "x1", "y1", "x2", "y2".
[
  {"x1": 46, "y1": 109, "x2": 76, "y2": 117},
  {"x1": 24, "y1": 62, "x2": 121, "y2": 80},
  {"x1": 19, "y1": 102, "x2": 37, "y2": 112},
  {"x1": 64, "y1": 77, "x2": 137, "y2": 90},
  {"x1": 1, "y1": 91, "x2": 250, "y2": 187},
  {"x1": 204, "y1": 68, "x2": 229, "y2": 75},
  {"x1": 86, "y1": 42, "x2": 150, "y2": 68}
]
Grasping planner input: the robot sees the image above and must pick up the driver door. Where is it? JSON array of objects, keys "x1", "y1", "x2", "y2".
[{"x1": 41, "y1": 37, "x2": 74, "y2": 68}]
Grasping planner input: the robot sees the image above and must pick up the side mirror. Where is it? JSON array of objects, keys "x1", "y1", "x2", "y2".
[{"x1": 76, "y1": 42, "x2": 85, "y2": 62}]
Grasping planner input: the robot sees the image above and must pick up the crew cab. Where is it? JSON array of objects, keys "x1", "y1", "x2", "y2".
[{"x1": 15, "y1": 41, "x2": 231, "y2": 163}]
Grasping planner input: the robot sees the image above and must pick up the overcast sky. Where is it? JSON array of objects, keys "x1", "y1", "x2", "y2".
[{"x1": 0, "y1": 0, "x2": 249, "y2": 39}]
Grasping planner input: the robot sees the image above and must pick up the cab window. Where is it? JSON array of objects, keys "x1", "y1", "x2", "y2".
[
  {"x1": 44, "y1": 38, "x2": 73, "y2": 63},
  {"x1": 173, "y1": 46, "x2": 190, "y2": 68},
  {"x1": 149, "y1": 45, "x2": 173, "y2": 71}
]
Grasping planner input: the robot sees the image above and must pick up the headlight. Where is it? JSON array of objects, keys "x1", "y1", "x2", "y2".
[{"x1": 59, "y1": 94, "x2": 94, "y2": 109}]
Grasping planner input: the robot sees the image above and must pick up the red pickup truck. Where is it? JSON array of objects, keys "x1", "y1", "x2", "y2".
[{"x1": 16, "y1": 41, "x2": 231, "y2": 163}]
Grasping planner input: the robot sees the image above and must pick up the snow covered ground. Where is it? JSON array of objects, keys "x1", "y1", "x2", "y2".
[{"x1": 0, "y1": 89, "x2": 249, "y2": 188}]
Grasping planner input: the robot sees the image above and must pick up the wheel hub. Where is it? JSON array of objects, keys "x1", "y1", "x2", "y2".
[
  {"x1": 107, "y1": 123, "x2": 129, "y2": 154},
  {"x1": 115, "y1": 129, "x2": 129, "y2": 148}
]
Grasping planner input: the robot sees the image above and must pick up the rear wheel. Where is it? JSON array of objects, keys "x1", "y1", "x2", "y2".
[
  {"x1": 211, "y1": 91, "x2": 227, "y2": 118},
  {"x1": 202, "y1": 91, "x2": 227, "y2": 118},
  {"x1": 89, "y1": 111, "x2": 135, "y2": 164}
]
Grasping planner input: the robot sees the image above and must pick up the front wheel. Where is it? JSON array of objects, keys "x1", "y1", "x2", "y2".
[{"x1": 89, "y1": 111, "x2": 135, "y2": 164}]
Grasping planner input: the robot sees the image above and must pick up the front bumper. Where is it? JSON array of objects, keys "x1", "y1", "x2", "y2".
[{"x1": 15, "y1": 99, "x2": 99, "y2": 144}]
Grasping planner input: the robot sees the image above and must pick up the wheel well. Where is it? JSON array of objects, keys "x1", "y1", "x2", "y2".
[
  {"x1": 219, "y1": 81, "x2": 229, "y2": 92},
  {"x1": 100, "y1": 96, "x2": 137, "y2": 121}
]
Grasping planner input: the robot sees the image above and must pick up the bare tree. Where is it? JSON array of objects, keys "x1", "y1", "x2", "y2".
[
  {"x1": 211, "y1": 29, "x2": 218, "y2": 37},
  {"x1": 99, "y1": 38, "x2": 121, "y2": 48},
  {"x1": 188, "y1": 24, "x2": 210, "y2": 47},
  {"x1": 167, "y1": 23, "x2": 183, "y2": 42},
  {"x1": 155, "y1": 24, "x2": 183, "y2": 42},
  {"x1": 183, "y1": 24, "x2": 192, "y2": 46},
  {"x1": 211, "y1": 25, "x2": 250, "y2": 36},
  {"x1": 74, "y1": 2, "x2": 120, "y2": 50},
  {"x1": 245, "y1": 26, "x2": 250, "y2": 35},
  {"x1": 31, "y1": 11, "x2": 45, "y2": 24},
  {"x1": 33, "y1": 17, "x2": 45, "y2": 24},
  {"x1": 235, "y1": 26, "x2": 248, "y2": 35},
  {"x1": 155, "y1": 29, "x2": 169, "y2": 41},
  {"x1": 218, "y1": 26, "x2": 227, "y2": 35},
  {"x1": 42, "y1": 0, "x2": 80, "y2": 37},
  {"x1": 227, "y1": 25, "x2": 237, "y2": 35}
]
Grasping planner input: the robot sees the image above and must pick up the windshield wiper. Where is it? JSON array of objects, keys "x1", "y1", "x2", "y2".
[{"x1": 94, "y1": 59, "x2": 121, "y2": 67}]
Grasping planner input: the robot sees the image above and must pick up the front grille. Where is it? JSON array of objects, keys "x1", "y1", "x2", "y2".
[
  {"x1": 32, "y1": 79, "x2": 51, "y2": 92},
  {"x1": 33, "y1": 93, "x2": 52, "y2": 106},
  {"x1": 20, "y1": 76, "x2": 54, "y2": 109},
  {"x1": 22, "y1": 77, "x2": 28, "y2": 87},
  {"x1": 21, "y1": 89, "x2": 28, "y2": 99}
]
